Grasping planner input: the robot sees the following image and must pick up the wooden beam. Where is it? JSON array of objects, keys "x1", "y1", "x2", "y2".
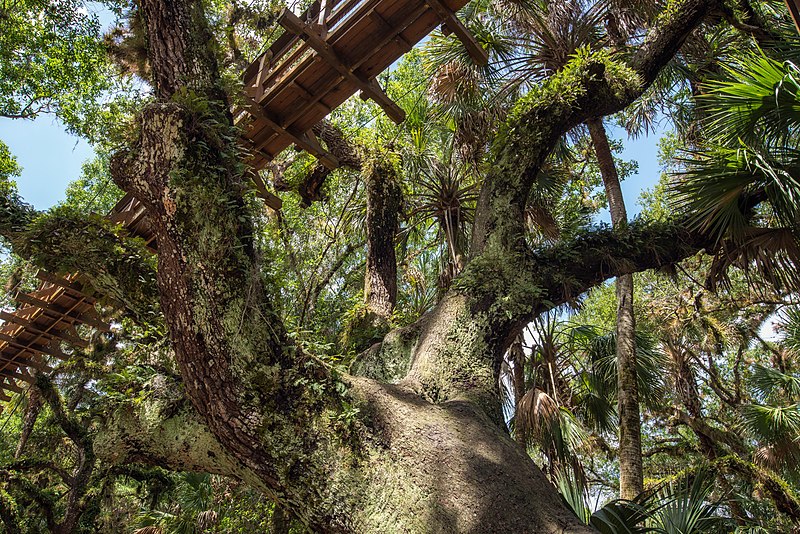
[
  {"x1": 248, "y1": 172, "x2": 283, "y2": 210},
  {"x1": 424, "y1": 0, "x2": 488, "y2": 65},
  {"x1": 0, "y1": 390, "x2": 10, "y2": 402},
  {"x1": 14, "y1": 293, "x2": 110, "y2": 332},
  {"x1": 0, "y1": 368, "x2": 35, "y2": 385},
  {"x1": 787, "y1": 0, "x2": 800, "y2": 34},
  {"x1": 36, "y1": 271, "x2": 88, "y2": 296},
  {"x1": 279, "y1": 8, "x2": 407, "y2": 124},
  {"x1": 0, "y1": 378, "x2": 23, "y2": 394},
  {"x1": 241, "y1": 100, "x2": 340, "y2": 170},
  {"x1": 0, "y1": 334, "x2": 68, "y2": 361},
  {"x1": 0, "y1": 311, "x2": 89, "y2": 348},
  {"x1": 317, "y1": 0, "x2": 333, "y2": 37},
  {"x1": 258, "y1": 3, "x2": 425, "y2": 139},
  {"x1": 0, "y1": 351, "x2": 47, "y2": 371}
]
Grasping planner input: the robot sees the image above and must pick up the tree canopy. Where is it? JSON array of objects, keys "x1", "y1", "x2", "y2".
[{"x1": 1, "y1": 0, "x2": 800, "y2": 532}]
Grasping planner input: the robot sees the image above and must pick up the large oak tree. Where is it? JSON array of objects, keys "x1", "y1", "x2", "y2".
[{"x1": 0, "y1": 0, "x2": 777, "y2": 530}]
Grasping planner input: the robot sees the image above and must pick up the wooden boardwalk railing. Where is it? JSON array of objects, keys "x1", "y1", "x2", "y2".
[{"x1": 0, "y1": 0, "x2": 483, "y2": 404}]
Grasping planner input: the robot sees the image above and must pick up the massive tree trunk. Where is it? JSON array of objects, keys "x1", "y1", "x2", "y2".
[
  {"x1": 0, "y1": 0, "x2": 728, "y2": 530},
  {"x1": 586, "y1": 117, "x2": 643, "y2": 499}
]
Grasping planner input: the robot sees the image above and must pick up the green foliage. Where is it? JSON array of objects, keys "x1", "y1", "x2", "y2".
[
  {"x1": 62, "y1": 150, "x2": 124, "y2": 214},
  {"x1": 0, "y1": 140, "x2": 21, "y2": 180},
  {"x1": 0, "y1": 0, "x2": 125, "y2": 138}
]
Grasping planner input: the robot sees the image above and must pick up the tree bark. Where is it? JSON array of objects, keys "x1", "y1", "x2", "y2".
[
  {"x1": 14, "y1": 383, "x2": 42, "y2": 459},
  {"x1": 0, "y1": 0, "x2": 728, "y2": 529},
  {"x1": 587, "y1": 117, "x2": 642, "y2": 499},
  {"x1": 364, "y1": 159, "x2": 401, "y2": 320}
]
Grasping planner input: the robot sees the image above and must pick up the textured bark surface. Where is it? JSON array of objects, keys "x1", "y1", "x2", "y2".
[
  {"x1": 364, "y1": 160, "x2": 401, "y2": 319},
  {"x1": 614, "y1": 272, "x2": 642, "y2": 498},
  {"x1": 587, "y1": 117, "x2": 643, "y2": 499},
  {"x1": 0, "y1": 0, "x2": 732, "y2": 530},
  {"x1": 14, "y1": 382, "x2": 41, "y2": 459}
]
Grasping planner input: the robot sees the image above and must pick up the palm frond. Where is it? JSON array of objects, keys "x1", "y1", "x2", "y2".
[
  {"x1": 588, "y1": 330, "x2": 668, "y2": 411},
  {"x1": 740, "y1": 403, "x2": 800, "y2": 443},
  {"x1": 700, "y1": 54, "x2": 800, "y2": 147},
  {"x1": 589, "y1": 499, "x2": 655, "y2": 534},
  {"x1": 653, "y1": 469, "x2": 727, "y2": 534},
  {"x1": 555, "y1": 467, "x2": 592, "y2": 524},
  {"x1": 751, "y1": 364, "x2": 800, "y2": 402}
]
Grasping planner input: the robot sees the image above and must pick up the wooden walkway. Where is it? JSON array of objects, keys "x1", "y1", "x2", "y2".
[{"x1": 0, "y1": 0, "x2": 482, "y2": 402}]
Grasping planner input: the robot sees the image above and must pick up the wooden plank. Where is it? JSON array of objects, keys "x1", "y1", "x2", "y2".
[
  {"x1": 36, "y1": 271, "x2": 81, "y2": 292},
  {"x1": 35, "y1": 272, "x2": 95, "y2": 303},
  {"x1": 272, "y1": 4, "x2": 423, "y2": 135},
  {"x1": 0, "y1": 367, "x2": 36, "y2": 385},
  {"x1": 0, "y1": 311, "x2": 89, "y2": 348},
  {"x1": 249, "y1": 172, "x2": 283, "y2": 210},
  {"x1": 0, "y1": 379, "x2": 23, "y2": 394},
  {"x1": 0, "y1": 351, "x2": 47, "y2": 371},
  {"x1": 14, "y1": 293, "x2": 110, "y2": 332},
  {"x1": 0, "y1": 333, "x2": 68, "y2": 361},
  {"x1": 241, "y1": 100, "x2": 339, "y2": 169},
  {"x1": 424, "y1": 0, "x2": 487, "y2": 65},
  {"x1": 280, "y1": 9, "x2": 406, "y2": 124}
]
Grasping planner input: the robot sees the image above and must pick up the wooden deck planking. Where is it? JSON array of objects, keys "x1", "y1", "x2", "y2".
[{"x1": 241, "y1": 0, "x2": 473, "y2": 167}]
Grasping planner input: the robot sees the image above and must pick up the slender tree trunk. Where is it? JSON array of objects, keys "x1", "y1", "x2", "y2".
[
  {"x1": 509, "y1": 335, "x2": 527, "y2": 446},
  {"x1": 587, "y1": 117, "x2": 643, "y2": 499},
  {"x1": 364, "y1": 160, "x2": 401, "y2": 320}
]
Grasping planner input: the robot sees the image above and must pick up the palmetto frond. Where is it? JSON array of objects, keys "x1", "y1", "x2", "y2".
[
  {"x1": 506, "y1": 0, "x2": 606, "y2": 81},
  {"x1": 653, "y1": 469, "x2": 726, "y2": 534},
  {"x1": 517, "y1": 387, "x2": 589, "y2": 463},
  {"x1": 740, "y1": 403, "x2": 800, "y2": 443},
  {"x1": 672, "y1": 144, "x2": 800, "y2": 239},
  {"x1": 777, "y1": 305, "x2": 800, "y2": 357},
  {"x1": 700, "y1": 54, "x2": 800, "y2": 147},
  {"x1": 588, "y1": 330, "x2": 668, "y2": 411},
  {"x1": 671, "y1": 144, "x2": 800, "y2": 292},
  {"x1": 750, "y1": 364, "x2": 800, "y2": 403},
  {"x1": 555, "y1": 466, "x2": 593, "y2": 524},
  {"x1": 589, "y1": 498, "x2": 655, "y2": 534},
  {"x1": 671, "y1": 52, "x2": 800, "y2": 293},
  {"x1": 705, "y1": 227, "x2": 800, "y2": 291}
]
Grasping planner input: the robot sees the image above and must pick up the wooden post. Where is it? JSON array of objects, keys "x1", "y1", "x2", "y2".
[{"x1": 786, "y1": 0, "x2": 800, "y2": 34}]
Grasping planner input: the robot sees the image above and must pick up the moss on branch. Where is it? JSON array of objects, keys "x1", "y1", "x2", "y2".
[{"x1": 0, "y1": 186, "x2": 160, "y2": 326}]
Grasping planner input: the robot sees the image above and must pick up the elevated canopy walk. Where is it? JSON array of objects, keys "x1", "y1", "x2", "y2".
[{"x1": 0, "y1": 0, "x2": 483, "y2": 402}]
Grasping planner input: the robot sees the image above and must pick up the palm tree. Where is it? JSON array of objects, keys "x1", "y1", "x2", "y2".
[
  {"x1": 671, "y1": 52, "x2": 800, "y2": 290},
  {"x1": 133, "y1": 472, "x2": 219, "y2": 534}
]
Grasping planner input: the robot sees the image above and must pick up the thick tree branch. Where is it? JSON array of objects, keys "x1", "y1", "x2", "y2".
[
  {"x1": 407, "y1": 0, "x2": 725, "y2": 407},
  {"x1": 298, "y1": 121, "x2": 362, "y2": 206},
  {"x1": 0, "y1": 189, "x2": 160, "y2": 325},
  {"x1": 94, "y1": 385, "x2": 269, "y2": 494},
  {"x1": 3, "y1": 459, "x2": 74, "y2": 486}
]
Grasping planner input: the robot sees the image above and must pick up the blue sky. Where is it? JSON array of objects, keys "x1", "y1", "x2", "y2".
[{"x1": 0, "y1": 117, "x2": 92, "y2": 209}]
